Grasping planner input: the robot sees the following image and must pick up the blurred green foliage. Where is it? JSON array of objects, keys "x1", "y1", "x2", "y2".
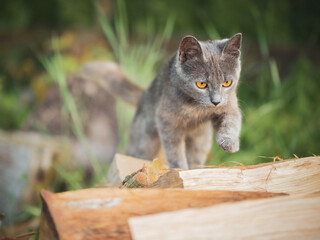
[
  {"x1": 40, "y1": 41, "x2": 104, "y2": 177},
  {"x1": 0, "y1": 0, "x2": 94, "y2": 30},
  {"x1": 129, "y1": 0, "x2": 320, "y2": 45},
  {"x1": 96, "y1": 1, "x2": 175, "y2": 153},
  {"x1": 1, "y1": 0, "x2": 319, "y2": 44}
]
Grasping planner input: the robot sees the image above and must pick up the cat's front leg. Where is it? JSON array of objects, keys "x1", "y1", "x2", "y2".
[
  {"x1": 156, "y1": 116, "x2": 188, "y2": 169},
  {"x1": 212, "y1": 108, "x2": 242, "y2": 153}
]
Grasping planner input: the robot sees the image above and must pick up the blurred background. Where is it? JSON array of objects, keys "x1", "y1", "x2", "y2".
[{"x1": 0, "y1": 0, "x2": 319, "y2": 237}]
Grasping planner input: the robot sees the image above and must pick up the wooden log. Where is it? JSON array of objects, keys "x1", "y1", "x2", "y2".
[
  {"x1": 150, "y1": 156, "x2": 320, "y2": 195},
  {"x1": 129, "y1": 193, "x2": 320, "y2": 240},
  {"x1": 39, "y1": 188, "x2": 284, "y2": 240}
]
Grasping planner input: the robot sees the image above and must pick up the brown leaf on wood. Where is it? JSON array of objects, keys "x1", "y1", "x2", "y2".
[{"x1": 122, "y1": 159, "x2": 169, "y2": 188}]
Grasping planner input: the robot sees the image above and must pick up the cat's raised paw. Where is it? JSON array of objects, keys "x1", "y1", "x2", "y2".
[{"x1": 216, "y1": 135, "x2": 239, "y2": 153}]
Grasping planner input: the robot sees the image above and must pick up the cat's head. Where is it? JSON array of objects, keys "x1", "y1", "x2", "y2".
[{"x1": 174, "y1": 33, "x2": 242, "y2": 108}]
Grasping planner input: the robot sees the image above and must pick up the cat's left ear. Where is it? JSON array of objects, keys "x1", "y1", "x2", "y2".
[
  {"x1": 222, "y1": 33, "x2": 242, "y2": 58},
  {"x1": 179, "y1": 36, "x2": 202, "y2": 63}
]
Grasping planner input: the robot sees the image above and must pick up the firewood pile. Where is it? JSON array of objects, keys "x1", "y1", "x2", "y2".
[{"x1": 39, "y1": 154, "x2": 320, "y2": 240}]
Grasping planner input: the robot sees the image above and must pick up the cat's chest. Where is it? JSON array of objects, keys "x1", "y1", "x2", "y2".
[
  {"x1": 174, "y1": 105, "x2": 216, "y2": 129},
  {"x1": 158, "y1": 97, "x2": 224, "y2": 129}
]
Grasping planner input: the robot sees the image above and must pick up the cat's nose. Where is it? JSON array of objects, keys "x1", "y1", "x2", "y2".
[{"x1": 211, "y1": 100, "x2": 221, "y2": 106}]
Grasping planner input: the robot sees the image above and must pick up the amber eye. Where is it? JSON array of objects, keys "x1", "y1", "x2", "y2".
[
  {"x1": 222, "y1": 80, "x2": 232, "y2": 87},
  {"x1": 196, "y1": 82, "x2": 207, "y2": 89}
]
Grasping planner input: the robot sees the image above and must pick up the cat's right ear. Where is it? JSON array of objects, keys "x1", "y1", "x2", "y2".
[
  {"x1": 222, "y1": 33, "x2": 242, "y2": 58},
  {"x1": 179, "y1": 36, "x2": 202, "y2": 63}
]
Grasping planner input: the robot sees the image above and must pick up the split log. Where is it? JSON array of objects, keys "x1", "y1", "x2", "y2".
[
  {"x1": 150, "y1": 156, "x2": 320, "y2": 195},
  {"x1": 39, "y1": 188, "x2": 284, "y2": 240},
  {"x1": 129, "y1": 193, "x2": 320, "y2": 240}
]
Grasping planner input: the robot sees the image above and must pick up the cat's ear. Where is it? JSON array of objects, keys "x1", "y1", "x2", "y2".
[
  {"x1": 222, "y1": 33, "x2": 242, "y2": 58},
  {"x1": 179, "y1": 36, "x2": 202, "y2": 62}
]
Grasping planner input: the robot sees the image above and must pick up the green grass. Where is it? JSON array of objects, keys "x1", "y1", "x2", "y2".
[
  {"x1": 39, "y1": 39, "x2": 104, "y2": 179},
  {"x1": 96, "y1": 0, "x2": 174, "y2": 153},
  {"x1": 0, "y1": 91, "x2": 31, "y2": 129}
]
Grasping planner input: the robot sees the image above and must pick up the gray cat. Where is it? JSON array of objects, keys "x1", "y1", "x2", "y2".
[{"x1": 83, "y1": 33, "x2": 242, "y2": 169}]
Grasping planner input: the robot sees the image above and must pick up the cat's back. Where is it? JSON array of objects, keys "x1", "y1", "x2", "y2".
[{"x1": 143, "y1": 54, "x2": 176, "y2": 104}]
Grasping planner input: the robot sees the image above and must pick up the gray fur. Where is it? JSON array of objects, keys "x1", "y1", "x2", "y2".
[{"x1": 126, "y1": 33, "x2": 243, "y2": 169}]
